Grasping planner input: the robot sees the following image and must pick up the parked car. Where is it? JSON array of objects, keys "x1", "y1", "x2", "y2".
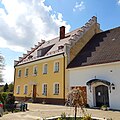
[{"x1": 0, "y1": 101, "x2": 3, "y2": 117}]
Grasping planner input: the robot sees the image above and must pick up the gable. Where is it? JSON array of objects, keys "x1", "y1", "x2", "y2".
[{"x1": 67, "y1": 27, "x2": 120, "y2": 68}]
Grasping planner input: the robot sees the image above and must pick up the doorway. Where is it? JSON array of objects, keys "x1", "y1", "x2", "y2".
[
  {"x1": 95, "y1": 85, "x2": 109, "y2": 107},
  {"x1": 33, "y1": 85, "x2": 37, "y2": 102}
]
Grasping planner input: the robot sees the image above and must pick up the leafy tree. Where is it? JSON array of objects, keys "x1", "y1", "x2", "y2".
[
  {"x1": 8, "y1": 82, "x2": 14, "y2": 92},
  {"x1": 0, "y1": 53, "x2": 4, "y2": 83},
  {"x1": 66, "y1": 88, "x2": 85, "y2": 120},
  {"x1": 4, "y1": 83, "x2": 8, "y2": 92}
]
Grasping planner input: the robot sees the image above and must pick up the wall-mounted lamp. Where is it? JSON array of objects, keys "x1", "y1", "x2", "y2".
[{"x1": 111, "y1": 83, "x2": 115, "y2": 90}]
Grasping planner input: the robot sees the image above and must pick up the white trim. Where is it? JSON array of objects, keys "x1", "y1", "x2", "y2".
[
  {"x1": 15, "y1": 54, "x2": 66, "y2": 68},
  {"x1": 68, "y1": 61, "x2": 120, "y2": 71}
]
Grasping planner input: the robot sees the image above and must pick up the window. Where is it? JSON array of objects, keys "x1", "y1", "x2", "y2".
[
  {"x1": 25, "y1": 68, "x2": 29, "y2": 77},
  {"x1": 54, "y1": 62, "x2": 59, "y2": 72},
  {"x1": 33, "y1": 66, "x2": 38, "y2": 75},
  {"x1": 43, "y1": 64, "x2": 48, "y2": 74},
  {"x1": 42, "y1": 84, "x2": 47, "y2": 96},
  {"x1": 24, "y1": 85, "x2": 28, "y2": 94},
  {"x1": 54, "y1": 83, "x2": 59, "y2": 95},
  {"x1": 18, "y1": 70, "x2": 21, "y2": 77},
  {"x1": 37, "y1": 49, "x2": 42, "y2": 57},
  {"x1": 16, "y1": 85, "x2": 20, "y2": 94}
]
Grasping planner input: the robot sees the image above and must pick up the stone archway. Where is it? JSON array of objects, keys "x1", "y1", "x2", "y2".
[{"x1": 95, "y1": 85, "x2": 109, "y2": 107}]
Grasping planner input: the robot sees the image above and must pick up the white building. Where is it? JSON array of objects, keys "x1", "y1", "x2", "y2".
[{"x1": 67, "y1": 27, "x2": 120, "y2": 110}]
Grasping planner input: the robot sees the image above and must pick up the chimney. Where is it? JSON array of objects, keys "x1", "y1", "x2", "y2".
[{"x1": 60, "y1": 26, "x2": 65, "y2": 39}]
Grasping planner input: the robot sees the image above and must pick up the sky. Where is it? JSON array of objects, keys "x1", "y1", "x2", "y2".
[{"x1": 0, "y1": 0, "x2": 120, "y2": 84}]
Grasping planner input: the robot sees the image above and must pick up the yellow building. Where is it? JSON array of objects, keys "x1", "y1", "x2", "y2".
[{"x1": 14, "y1": 16, "x2": 101, "y2": 105}]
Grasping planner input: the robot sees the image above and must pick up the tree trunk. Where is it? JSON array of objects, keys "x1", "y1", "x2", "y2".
[{"x1": 75, "y1": 106, "x2": 77, "y2": 120}]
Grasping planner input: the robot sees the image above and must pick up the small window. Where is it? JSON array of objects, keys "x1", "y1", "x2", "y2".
[
  {"x1": 25, "y1": 68, "x2": 29, "y2": 77},
  {"x1": 16, "y1": 85, "x2": 20, "y2": 94},
  {"x1": 33, "y1": 66, "x2": 38, "y2": 75},
  {"x1": 58, "y1": 45, "x2": 64, "y2": 50},
  {"x1": 18, "y1": 70, "x2": 21, "y2": 77},
  {"x1": 24, "y1": 85, "x2": 28, "y2": 94},
  {"x1": 54, "y1": 62, "x2": 59, "y2": 73},
  {"x1": 37, "y1": 49, "x2": 42, "y2": 57},
  {"x1": 54, "y1": 83, "x2": 59, "y2": 95},
  {"x1": 42, "y1": 84, "x2": 47, "y2": 96},
  {"x1": 43, "y1": 64, "x2": 48, "y2": 74}
]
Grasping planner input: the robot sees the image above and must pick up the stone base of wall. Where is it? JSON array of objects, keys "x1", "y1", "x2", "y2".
[{"x1": 15, "y1": 96, "x2": 65, "y2": 105}]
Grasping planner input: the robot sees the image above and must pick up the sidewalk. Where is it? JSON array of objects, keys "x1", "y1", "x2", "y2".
[{"x1": 0, "y1": 103, "x2": 120, "y2": 120}]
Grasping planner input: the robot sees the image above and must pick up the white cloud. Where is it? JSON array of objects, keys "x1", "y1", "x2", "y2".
[
  {"x1": 3, "y1": 66, "x2": 14, "y2": 84},
  {"x1": 0, "y1": 0, "x2": 71, "y2": 84},
  {"x1": 0, "y1": 0, "x2": 71, "y2": 52},
  {"x1": 73, "y1": 1, "x2": 85, "y2": 12},
  {"x1": 118, "y1": 0, "x2": 120, "y2": 5}
]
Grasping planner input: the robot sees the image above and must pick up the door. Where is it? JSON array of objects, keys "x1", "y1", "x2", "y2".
[
  {"x1": 33, "y1": 85, "x2": 37, "y2": 102},
  {"x1": 95, "y1": 85, "x2": 109, "y2": 107}
]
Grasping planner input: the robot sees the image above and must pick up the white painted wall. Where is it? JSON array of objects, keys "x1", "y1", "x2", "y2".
[{"x1": 68, "y1": 61, "x2": 120, "y2": 110}]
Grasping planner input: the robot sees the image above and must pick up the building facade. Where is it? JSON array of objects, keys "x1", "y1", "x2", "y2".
[
  {"x1": 14, "y1": 16, "x2": 100, "y2": 105},
  {"x1": 68, "y1": 27, "x2": 120, "y2": 110}
]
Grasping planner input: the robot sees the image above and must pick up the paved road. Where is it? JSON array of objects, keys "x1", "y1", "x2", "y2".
[{"x1": 0, "y1": 103, "x2": 120, "y2": 120}]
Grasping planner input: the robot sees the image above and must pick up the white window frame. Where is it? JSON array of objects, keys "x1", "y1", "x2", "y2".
[
  {"x1": 42, "y1": 83, "x2": 47, "y2": 96},
  {"x1": 43, "y1": 63, "x2": 48, "y2": 74},
  {"x1": 16, "y1": 85, "x2": 20, "y2": 94},
  {"x1": 54, "y1": 61, "x2": 59, "y2": 73},
  {"x1": 18, "y1": 69, "x2": 21, "y2": 77},
  {"x1": 33, "y1": 66, "x2": 38, "y2": 76},
  {"x1": 24, "y1": 85, "x2": 28, "y2": 94},
  {"x1": 25, "y1": 68, "x2": 29, "y2": 77},
  {"x1": 53, "y1": 83, "x2": 59, "y2": 95}
]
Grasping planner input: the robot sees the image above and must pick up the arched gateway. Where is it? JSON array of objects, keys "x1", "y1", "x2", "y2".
[{"x1": 86, "y1": 79, "x2": 111, "y2": 107}]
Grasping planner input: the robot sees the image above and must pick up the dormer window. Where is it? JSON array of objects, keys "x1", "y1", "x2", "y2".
[
  {"x1": 37, "y1": 44, "x2": 54, "y2": 57},
  {"x1": 58, "y1": 45, "x2": 64, "y2": 50},
  {"x1": 37, "y1": 49, "x2": 42, "y2": 57}
]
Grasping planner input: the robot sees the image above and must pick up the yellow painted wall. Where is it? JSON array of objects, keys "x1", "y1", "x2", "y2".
[{"x1": 14, "y1": 54, "x2": 66, "y2": 99}]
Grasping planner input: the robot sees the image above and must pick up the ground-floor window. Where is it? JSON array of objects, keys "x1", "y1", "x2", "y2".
[
  {"x1": 54, "y1": 83, "x2": 59, "y2": 95},
  {"x1": 24, "y1": 85, "x2": 28, "y2": 94},
  {"x1": 16, "y1": 85, "x2": 20, "y2": 94},
  {"x1": 42, "y1": 84, "x2": 47, "y2": 96}
]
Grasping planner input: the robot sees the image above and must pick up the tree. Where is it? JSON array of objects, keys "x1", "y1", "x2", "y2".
[
  {"x1": 8, "y1": 82, "x2": 14, "y2": 92},
  {"x1": 66, "y1": 88, "x2": 85, "y2": 120},
  {"x1": 4, "y1": 83, "x2": 8, "y2": 92},
  {"x1": 0, "y1": 53, "x2": 4, "y2": 83}
]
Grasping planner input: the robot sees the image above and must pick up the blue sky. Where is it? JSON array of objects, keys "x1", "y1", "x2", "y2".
[{"x1": 0, "y1": 0, "x2": 120, "y2": 84}]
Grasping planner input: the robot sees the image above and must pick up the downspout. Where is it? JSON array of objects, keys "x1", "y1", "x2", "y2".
[{"x1": 63, "y1": 53, "x2": 65, "y2": 104}]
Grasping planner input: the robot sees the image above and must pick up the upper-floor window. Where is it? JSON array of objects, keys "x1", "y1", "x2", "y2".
[
  {"x1": 42, "y1": 84, "x2": 47, "y2": 96},
  {"x1": 43, "y1": 64, "x2": 48, "y2": 74},
  {"x1": 24, "y1": 85, "x2": 28, "y2": 94},
  {"x1": 54, "y1": 62, "x2": 59, "y2": 73},
  {"x1": 25, "y1": 68, "x2": 29, "y2": 77},
  {"x1": 18, "y1": 70, "x2": 21, "y2": 77},
  {"x1": 53, "y1": 83, "x2": 59, "y2": 95},
  {"x1": 33, "y1": 66, "x2": 38, "y2": 75},
  {"x1": 16, "y1": 85, "x2": 20, "y2": 94}
]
